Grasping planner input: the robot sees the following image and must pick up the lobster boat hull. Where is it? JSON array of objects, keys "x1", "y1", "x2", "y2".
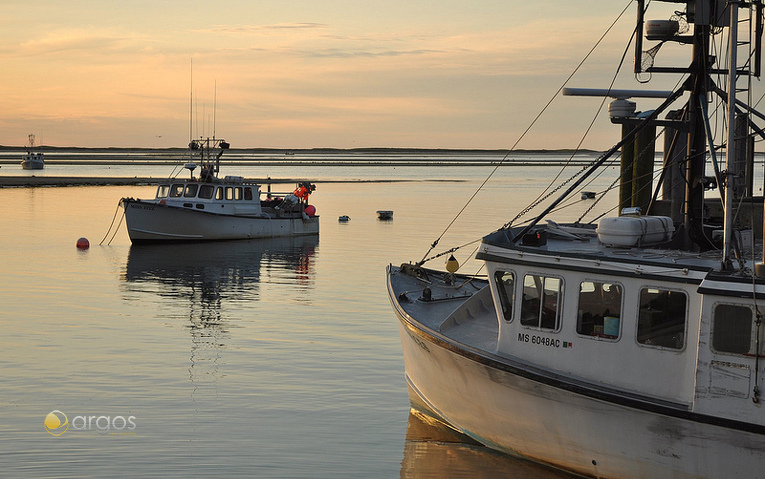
[
  {"x1": 123, "y1": 199, "x2": 319, "y2": 243},
  {"x1": 388, "y1": 264, "x2": 765, "y2": 479}
]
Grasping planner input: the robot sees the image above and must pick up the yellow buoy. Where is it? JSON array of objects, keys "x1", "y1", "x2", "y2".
[{"x1": 445, "y1": 254, "x2": 459, "y2": 273}]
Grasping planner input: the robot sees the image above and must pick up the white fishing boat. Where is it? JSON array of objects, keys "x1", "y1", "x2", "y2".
[
  {"x1": 387, "y1": 1, "x2": 765, "y2": 478},
  {"x1": 20, "y1": 134, "x2": 44, "y2": 170},
  {"x1": 121, "y1": 138, "x2": 319, "y2": 243}
]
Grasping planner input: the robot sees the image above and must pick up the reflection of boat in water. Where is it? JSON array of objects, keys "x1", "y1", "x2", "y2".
[
  {"x1": 121, "y1": 137, "x2": 319, "y2": 243},
  {"x1": 124, "y1": 235, "x2": 319, "y2": 291},
  {"x1": 123, "y1": 236, "x2": 318, "y2": 396},
  {"x1": 388, "y1": 2, "x2": 765, "y2": 478},
  {"x1": 20, "y1": 134, "x2": 44, "y2": 170},
  {"x1": 401, "y1": 410, "x2": 573, "y2": 479}
]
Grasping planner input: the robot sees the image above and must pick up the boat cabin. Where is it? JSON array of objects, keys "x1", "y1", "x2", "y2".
[
  {"x1": 154, "y1": 178, "x2": 264, "y2": 216},
  {"x1": 479, "y1": 222, "x2": 765, "y2": 425}
]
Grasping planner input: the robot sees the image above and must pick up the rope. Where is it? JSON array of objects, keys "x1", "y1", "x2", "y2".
[
  {"x1": 99, "y1": 201, "x2": 124, "y2": 246},
  {"x1": 105, "y1": 209, "x2": 126, "y2": 246}
]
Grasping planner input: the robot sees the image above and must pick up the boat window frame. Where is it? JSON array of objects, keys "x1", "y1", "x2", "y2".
[
  {"x1": 225, "y1": 186, "x2": 234, "y2": 201},
  {"x1": 520, "y1": 273, "x2": 563, "y2": 332},
  {"x1": 636, "y1": 286, "x2": 688, "y2": 351},
  {"x1": 183, "y1": 183, "x2": 199, "y2": 198},
  {"x1": 215, "y1": 187, "x2": 224, "y2": 200},
  {"x1": 156, "y1": 184, "x2": 170, "y2": 199},
  {"x1": 234, "y1": 187, "x2": 243, "y2": 201},
  {"x1": 169, "y1": 184, "x2": 184, "y2": 198},
  {"x1": 198, "y1": 184, "x2": 215, "y2": 199},
  {"x1": 711, "y1": 302, "x2": 754, "y2": 356},
  {"x1": 493, "y1": 270, "x2": 515, "y2": 322},
  {"x1": 576, "y1": 279, "x2": 623, "y2": 341}
]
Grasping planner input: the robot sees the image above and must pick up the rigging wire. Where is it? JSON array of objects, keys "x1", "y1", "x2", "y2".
[
  {"x1": 505, "y1": 2, "x2": 640, "y2": 230},
  {"x1": 414, "y1": 0, "x2": 635, "y2": 266}
]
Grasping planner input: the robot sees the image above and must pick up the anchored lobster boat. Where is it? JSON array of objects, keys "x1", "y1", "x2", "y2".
[
  {"x1": 121, "y1": 138, "x2": 318, "y2": 243},
  {"x1": 20, "y1": 134, "x2": 44, "y2": 170},
  {"x1": 387, "y1": 1, "x2": 765, "y2": 478}
]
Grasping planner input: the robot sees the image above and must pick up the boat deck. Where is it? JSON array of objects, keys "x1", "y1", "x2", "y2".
[{"x1": 388, "y1": 265, "x2": 498, "y2": 352}]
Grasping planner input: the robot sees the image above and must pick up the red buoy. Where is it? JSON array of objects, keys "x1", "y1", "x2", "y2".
[
  {"x1": 304, "y1": 205, "x2": 316, "y2": 217},
  {"x1": 76, "y1": 237, "x2": 90, "y2": 249}
]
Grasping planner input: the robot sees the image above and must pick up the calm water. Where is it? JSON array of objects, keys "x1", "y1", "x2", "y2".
[{"x1": 0, "y1": 158, "x2": 613, "y2": 478}]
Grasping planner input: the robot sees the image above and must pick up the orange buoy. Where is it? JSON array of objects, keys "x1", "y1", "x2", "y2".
[
  {"x1": 76, "y1": 237, "x2": 90, "y2": 249},
  {"x1": 304, "y1": 205, "x2": 316, "y2": 217}
]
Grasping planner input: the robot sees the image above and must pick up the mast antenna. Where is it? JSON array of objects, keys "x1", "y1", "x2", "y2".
[{"x1": 189, "y1": 58, "x2": 193, "y2": 143}]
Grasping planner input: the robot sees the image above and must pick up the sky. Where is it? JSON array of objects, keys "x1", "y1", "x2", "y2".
[{"x1": 0, "y1": 1, "x2": 725, "y2": 149}]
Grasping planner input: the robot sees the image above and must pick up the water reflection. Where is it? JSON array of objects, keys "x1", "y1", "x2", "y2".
[
  {"x1": 122, "y1": 237, "x2": 319, "y2": 396},
  {"x1": 124, "y1": 236, "x2": 319, "y2": 298},
  {"x1": 401, "y1": 410, "x2": 574, "y2": 479}
]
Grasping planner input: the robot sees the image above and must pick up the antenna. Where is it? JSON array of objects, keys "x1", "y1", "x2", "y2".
[
  {"x1": 213, "y1": 80, "x2": 217, "y2": 139},
  {"x1": 189, "y1": 58, "x2": 193, "y2": 143}
]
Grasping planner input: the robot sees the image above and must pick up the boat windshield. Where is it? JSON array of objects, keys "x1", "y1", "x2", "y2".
[{"x1": 156, "y1": 185, "x2": 170, "y2": 198}]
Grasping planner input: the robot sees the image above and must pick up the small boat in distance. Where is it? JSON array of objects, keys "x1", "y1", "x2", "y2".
[
  {"x1": 377, "y1": 210, "x2": 393, "y2": 220},
  {"x1": 20, "y1": 134, "x2": 44, "y2": 170},
  {"x1": 387, "y1": 1, "x2": 765, "y2": 478},
  {"x1": 121, "y1": 137, "x2": 319, "y2": 243}
]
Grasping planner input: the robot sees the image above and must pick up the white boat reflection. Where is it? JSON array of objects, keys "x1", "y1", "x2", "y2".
[
  {"x1": 122, "y1": 236, "x2": 318, "y2": 397},
  {"x1": 124, "y1": 236, "x2": 319, "y2": 293}
]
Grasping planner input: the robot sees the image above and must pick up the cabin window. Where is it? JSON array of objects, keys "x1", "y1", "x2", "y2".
[
  {"x1": 169, "y1": 184, "x2": 184, "y2": 197},
  {"x1": 521, "y1": 274, "x2": 562, "y2": 331},
  {"x1": 244, "y1": 187, "x2": 253, "y2": 201},
  {"x1": 225, "y1": 187, "x2": 234, "y2": 200},
  {"x1": 494, "y1": 271, "x2": 515, "y2": 322},
  {"x1": 184, "y1": 184, "x2": 199, "y2": 197},
  {"x1": 215, "y1": 187, "x2": 224, "y2": 200},
  {"x1": 234, "y1": 187, "x2": 243, "y2": 200},
  {"x1": 577, "y1": 281, "x2": 622, "y2": 339},
  {"x1": 198, "y1": 184, "x2": 215, "y2": 199},
  {"x1": 637, "y1": 288, "x2": 687, "y2": 349},
  {"x1": 712, "y1": 304, "x2": 753, "y2": 355},
  {"x1": 156, "y1": 185, "x2": 170, "y2": 198}
]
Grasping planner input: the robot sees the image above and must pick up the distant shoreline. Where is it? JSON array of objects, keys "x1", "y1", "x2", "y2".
[
  {"x1": 0, "y1": 146, "x2": 599, "y2": 155},
  {"x1": 0, "y1": 176, "x2": 455, "y2": 188}
]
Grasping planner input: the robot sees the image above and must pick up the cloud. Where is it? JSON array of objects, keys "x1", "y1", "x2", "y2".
[
  {"x1": 195, "y1": 23, "x2": 328, "y2": 34},
  {"x1": 19, "y1": 28, "x2": 134, "y2": 56},
  {"x1": 295, "y1": 47, "x2": 443, "y2": 59}
]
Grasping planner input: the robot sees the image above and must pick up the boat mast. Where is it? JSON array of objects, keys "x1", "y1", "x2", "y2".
[
  {"x1": 723, "y1": 3, "x2": 739, "y2": 267},
  {"x1": 685, "y1": 5, "x2": 712, "y2": 252}
]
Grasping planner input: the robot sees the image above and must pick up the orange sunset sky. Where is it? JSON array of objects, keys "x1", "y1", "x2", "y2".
[{"x1": 0, "y1": 1, "x2": 736, "y2": 150}]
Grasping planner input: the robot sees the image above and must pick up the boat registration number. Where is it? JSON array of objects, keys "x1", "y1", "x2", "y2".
[{"x1": 518, "y1": 333, "x2": 560, "y2": 348}]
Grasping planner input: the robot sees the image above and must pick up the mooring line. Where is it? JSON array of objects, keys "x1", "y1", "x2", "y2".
[{"x1": 99, "y1": 201, "x2": 123, "y2": 246}]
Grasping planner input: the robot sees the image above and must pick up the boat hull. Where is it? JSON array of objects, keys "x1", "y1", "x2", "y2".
[
  {"x1": 391, "y1": 285, "x2": 765, "y2": 478},
  {"x1": 20, "y1": 159, "x2": 44, "y2": 170},
  {"x1": 123, "y1": 199, "x2": 319, "y2": 243}
]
